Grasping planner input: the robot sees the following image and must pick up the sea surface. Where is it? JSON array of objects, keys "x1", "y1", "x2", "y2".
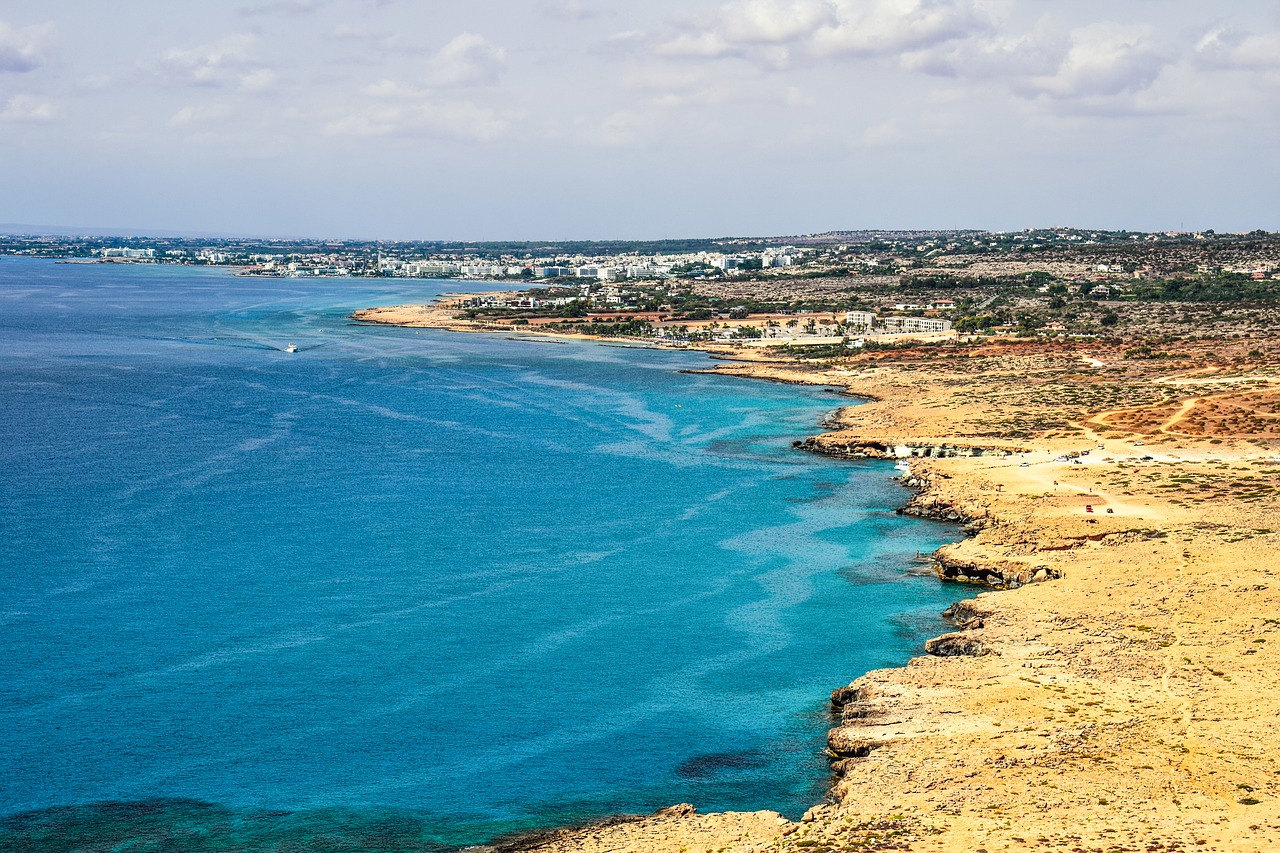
[{"x1": 0, "y1": 259, "x2": 967, "y2": 851}]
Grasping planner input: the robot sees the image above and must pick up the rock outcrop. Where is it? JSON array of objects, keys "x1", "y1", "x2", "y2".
[
  {"x1": 923, "y1": 632, "x2": 993, "y2": 657},
  {"x1": 933, "y1": 552, "x2": 1064, "y2": 590},
  {"x1": 829, "y1": 684, "x2": 861, "y2": 709},
  {"x1": 827, "y1": 728, "x2": 885, "y2": 758}
]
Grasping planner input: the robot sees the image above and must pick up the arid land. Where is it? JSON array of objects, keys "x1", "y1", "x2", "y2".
[{"x1": 355, "y1": 296, "x2": 1280, "y2": 852}]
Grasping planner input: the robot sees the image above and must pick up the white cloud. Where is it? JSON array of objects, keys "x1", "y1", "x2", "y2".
[
  {"x1": 654, "y1": 0, "x2": 985, "y2": 66},
  {"x1": 592, "y1": 109, "x2": 646, "y2": 145},
  {"x1": 622, "y1": 63, "x2": 812, "y2": 109},
  {"x1": 238, "y1": 0, "x2": 329, "y2": 16},
  {"x1": 0, "y1": 94, "x2": 58, "y2": 122},
  {"x1": 721, "y1": 0, "x2": 836, "y2": 44},
  {"x1": 360, "y1": 32, "x2": 507, "y2": 107},
  {"x1": 861, "y1": 117, "x2": 904, "y2": 146},
  {"x1": 0, "y1": 21, "x2": 52, "y2": 74},
  {"x1": 365, "y1": 79, "x2": 420, "y2": 99},
  {"x1": 541, "y1": 1, "x2": 613, "y2": 21},
  {"x1": 657, "y1": 0, "x2": 836, "y2": 64},
  {"x1": 77, "y1": 74, "x2": 112, "y2": 91},
  {"x1": 239, "y1": 68, "x2": 277, "y2": 91},
  {"x1": 901, "y1": 29, "x2": 1062, "y2": 80},
  {"x1": 1196, "y1": 28, "x2": 1280, "y2": 72},
  {"x1": 325, "y1": 100, "x2": 509, "y2": 141},
  {"x1": 646, "y1": 2, "x2": 1183, "y2": 115},
  {"x1": 811, "y1": 0, "x2": 988, "y2": 58},
  {"x1": 157, "y1": 34, "x2": 265, "y2": 88},
  {"x1": 424, "y1": 33, "x2": 507, "y2": 88},
  {"x1": 1230, "y1": 33, "x2": 1280, "y2": 72},
  {"x1": 329, "y1": 23, "x2": 406, "y2": 54},
  {"x1": 1025, "y1": 23, "x2": 1166, "y2": 100},
  {"x1": 168, "y1": 103, "x2": 233, "y2": 126}
]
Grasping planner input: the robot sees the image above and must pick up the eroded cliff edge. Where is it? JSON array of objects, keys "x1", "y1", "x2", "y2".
[{"x1": 492, "y1": 341, "x2": 1280, "y2": 853}]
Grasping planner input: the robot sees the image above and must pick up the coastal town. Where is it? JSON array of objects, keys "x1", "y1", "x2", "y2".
[
  {"x1": 8, "y1": 228, "x2": 1279, "y2": 347},
  {"x1": 7, "y1": 228, "x2": 1277, "y2": 289}
]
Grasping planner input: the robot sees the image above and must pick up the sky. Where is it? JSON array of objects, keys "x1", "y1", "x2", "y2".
[{"x1": 0, "y1": 0, "x2": 1277, "y2": 240}]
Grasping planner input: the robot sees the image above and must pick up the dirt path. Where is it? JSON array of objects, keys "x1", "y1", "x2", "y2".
[{"x1": 1159, "y1": 396, "x2": 1201, "y2": 432}]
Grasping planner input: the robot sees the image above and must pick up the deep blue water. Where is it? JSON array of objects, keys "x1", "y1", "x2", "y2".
[{"x1": 0, "y1": 259, "x2": 966, "y2": 851}]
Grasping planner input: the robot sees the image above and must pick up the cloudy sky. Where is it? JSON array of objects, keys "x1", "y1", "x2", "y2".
[{"x1": 1, "y1": 0, "x2": 1277, "y2": 239}]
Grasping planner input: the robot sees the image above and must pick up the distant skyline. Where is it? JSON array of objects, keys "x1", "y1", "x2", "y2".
[{"x1": 1, "y1": 1, "x2": 1277, "y2": 240}]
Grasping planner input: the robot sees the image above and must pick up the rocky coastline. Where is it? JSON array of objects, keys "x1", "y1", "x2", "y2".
[{"x1": 358, "y1": 306, "x2": 1280, "y2": 852}]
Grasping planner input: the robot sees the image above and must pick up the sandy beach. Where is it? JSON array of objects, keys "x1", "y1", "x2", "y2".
[{"x1": 356, "y1": 308, "x2": 1280, "y2": 852}]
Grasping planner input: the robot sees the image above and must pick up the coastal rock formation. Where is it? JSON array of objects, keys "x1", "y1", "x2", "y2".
[
  {"x1": 652, "y1": 803, "x2": 697, "y2": 818},
  {"x1": 831, "y1": 685, "x2": 888, "y2": 724},
  {"x1": 826, "y1": 729, "x2": 885, "y2": 759},
  {"x1": 480, "y1": 804, "x2": 791, "y2": 853},
  {"x1": 839, "y1": 700, "x2": 884, "y2": 723},
  {"x1": 829, "y1": 684, "x2": 861, "y2": 709},
  {"x1": 923, "y1": 632, "x2": 992, "y2": 657},
  {"x1": 795, "y1": 436, "x2": 1027, "y2": 460},
  {"x1": 933, "y1": 551, "x2": 1063, "y2": 589},
  {"x1": 940, "y1": 599, "x2": 990, "y2": 628}
]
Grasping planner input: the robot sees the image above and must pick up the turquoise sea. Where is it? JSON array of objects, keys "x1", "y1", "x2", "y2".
[{"x1": 0, "y1": 259, "x2": 966, "y2": 851}]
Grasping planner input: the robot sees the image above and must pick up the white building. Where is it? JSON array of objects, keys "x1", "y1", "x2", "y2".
[
  {"x1": 576, "y1": 266, "x2": 618, "y2": 281},
  {"x1": 881, "y1": 317, "x2": 953, "y2": 334},
  {"x1": 407, "y1": 262, "x2": 460, "y2": 276},
  {"x1": 101, "y1": 247, "x2": 156, "y2": 259},
  {"x1": 710, "y1": 256, "x2": 743, "y2": 270},
  {"x1": 845, "y1": 310, "x2": 876, "y2": 328},
  {"x1": 459, "y1": 264, "x2": 504, "y2": 277}
]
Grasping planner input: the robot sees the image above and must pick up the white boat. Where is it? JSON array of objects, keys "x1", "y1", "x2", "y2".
[
  {"x1": 285, "y1": 343, "x2": 299, "y2": 353},
  {"x1": 893, "y1": 460, "x2": 911, "y2": 473}
]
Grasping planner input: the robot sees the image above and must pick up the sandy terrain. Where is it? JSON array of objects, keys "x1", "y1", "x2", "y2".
[{"x1": 356, "y1": 306, "x2": 1280, "y2": 852}]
